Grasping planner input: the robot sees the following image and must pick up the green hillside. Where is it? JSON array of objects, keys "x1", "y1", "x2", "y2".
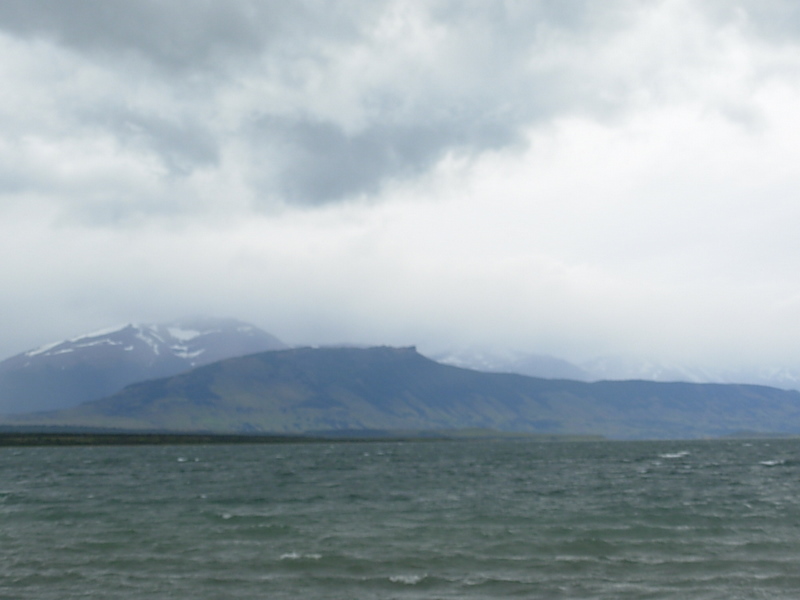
[{"x1": 6, "y1": 346, "x2": 800, "y2": 439}]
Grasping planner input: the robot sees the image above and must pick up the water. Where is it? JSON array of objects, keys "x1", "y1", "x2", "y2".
[{"x1": 3, "y1": 438, "x2": 800, "y2": 599}]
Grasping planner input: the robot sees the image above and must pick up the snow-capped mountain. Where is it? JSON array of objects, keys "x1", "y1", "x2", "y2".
[
  {"x1": 0, "y1": 317, "x2": 287, "y2": 414},
  {"x1": 578, "y1": 356, "x2": 800, "y2": 390},
  {"x1": 430, "y1": 347, "x2": 592, "y2": 381},
  {"x1": 580, "y1": 356, "x2": 716, "y2": 384},
  {"x1": 432, "y1": 347, "x2": 800, "y2": 392},
  {"x1": 726, "y1": 366, "x2": 800, "y2": 390}
]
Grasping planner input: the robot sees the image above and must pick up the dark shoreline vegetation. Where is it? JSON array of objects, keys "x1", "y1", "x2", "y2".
[
  {"x1": 3, "y1": 427, "x2": 794, "y2": 446},
  {"x1": 0, "y1": 432, "x2": 328, "y2": 447},
  {"x1": 0, "y1": 428, "x2": 605, "y2": 447}
]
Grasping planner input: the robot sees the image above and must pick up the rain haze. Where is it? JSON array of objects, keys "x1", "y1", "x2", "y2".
[{"x1": 3, "y1": 0, "x2": 800, "y2": 374}]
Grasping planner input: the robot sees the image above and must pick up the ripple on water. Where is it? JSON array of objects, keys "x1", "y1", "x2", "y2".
[{"x1": 3, "y1": 440, "x2": 800, "y2": 599}]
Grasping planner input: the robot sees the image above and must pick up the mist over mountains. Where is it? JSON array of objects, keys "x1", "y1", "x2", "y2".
[
  {"x1": 434, "y1": 347, "x2": 800, "y2": 392},
  {"x1": 5, "y1": 319, "x2": 800, "y2": 417},
  {"x1": 3, "y1": 318, "x2": 800, "y2": 439}
]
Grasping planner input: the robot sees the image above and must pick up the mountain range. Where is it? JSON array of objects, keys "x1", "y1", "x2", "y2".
[
  {"x1": 5, "y1": 344, "x2": 800, "y2": 439},
  {"x1": 0, "y1": 317, "x2": 286, "y2": 414},
  {"x1": 4, "y1": 319, "x2": 800, "y2": 439}
]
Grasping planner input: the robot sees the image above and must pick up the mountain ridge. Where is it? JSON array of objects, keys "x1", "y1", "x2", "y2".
[{"x1": 6, "y1": 345, "x2": 800, "y2": 440}]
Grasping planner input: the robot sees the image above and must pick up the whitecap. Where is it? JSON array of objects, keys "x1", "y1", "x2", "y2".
[
  {"x1": 659, "y1": 451, "x2": 690, "y2": 459},
  {"x1": 389, "y1": 574, "x2": 426, "y2": 585},
  {"x1": 280, "y1": 552, "x2": 321, "y2": 560}
]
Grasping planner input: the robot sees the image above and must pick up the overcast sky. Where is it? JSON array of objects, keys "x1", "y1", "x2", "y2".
[{"x1": 3, "y1": 0, "x2": 800, "y2": 370}]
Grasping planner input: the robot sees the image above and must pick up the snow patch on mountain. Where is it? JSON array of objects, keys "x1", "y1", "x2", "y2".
[
  {"x1": 24, "y1": 341, "x2": 62, "y2": 358},
  {"x1": 69, "y1": 324, "x2": 130, "y2": 343},
  {"x1": 174, "y1": 348, "x2": 206, "y2": 360},
  {"x1": 167, "y1": 327, "x2": 203, "y2": 342},
  {"x1": 135, "y1": 329, "x2": 162, "y2": 355}
]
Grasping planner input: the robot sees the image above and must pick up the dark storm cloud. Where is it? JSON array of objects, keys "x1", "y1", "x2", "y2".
[
  {"x1": 0, "y1": 0, "x2": 600, "y2": 69},
  {"x1": 258, "y1": 115, "x2": 521, "y2": 205},
  {"x1": 4, "y1": 0, "x2": 800, "y2": 210},
  {"x1": 0, "y1": 0, "x2": 252, "y2": 68},
  {"x1": 232, "y1": 1, "x2": 617, "y2": 205},
  {"x1": 0, "y1": 0, "x2": 366, "y2": 71},
  {"x1": 0, "y1": 0, "x2": 606, "y2": 207}
]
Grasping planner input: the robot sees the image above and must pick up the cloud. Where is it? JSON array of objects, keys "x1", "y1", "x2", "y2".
[
  {"x1": 3, "y1": 1, "x2": 800, "y2": 373},
  {"x1": 251, "y1": 114, "x2": 519, "y2": 204},
  {"x1": 0, "y1": 0, "x2": 673, "y2": 212},
  {"x1": 0, "y1": 0, "x2": 309, "y2": 70}
]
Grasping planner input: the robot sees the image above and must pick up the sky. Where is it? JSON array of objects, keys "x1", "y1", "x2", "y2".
[{"x1": 3, "y1": 0, "x2": 800, "y2": 370}]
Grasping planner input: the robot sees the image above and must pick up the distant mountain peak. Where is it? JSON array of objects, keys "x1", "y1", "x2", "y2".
[
  {"x1": 1, "y1": 318, "x2": 287, "y2": 414},
  {"x1": 21, "y1": 318, "x2": 277, "y2": 365}
]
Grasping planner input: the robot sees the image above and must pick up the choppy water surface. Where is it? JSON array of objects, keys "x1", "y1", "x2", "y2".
[{"x1": 3, "y1": 438, "x2": 800, "y2": 599}]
